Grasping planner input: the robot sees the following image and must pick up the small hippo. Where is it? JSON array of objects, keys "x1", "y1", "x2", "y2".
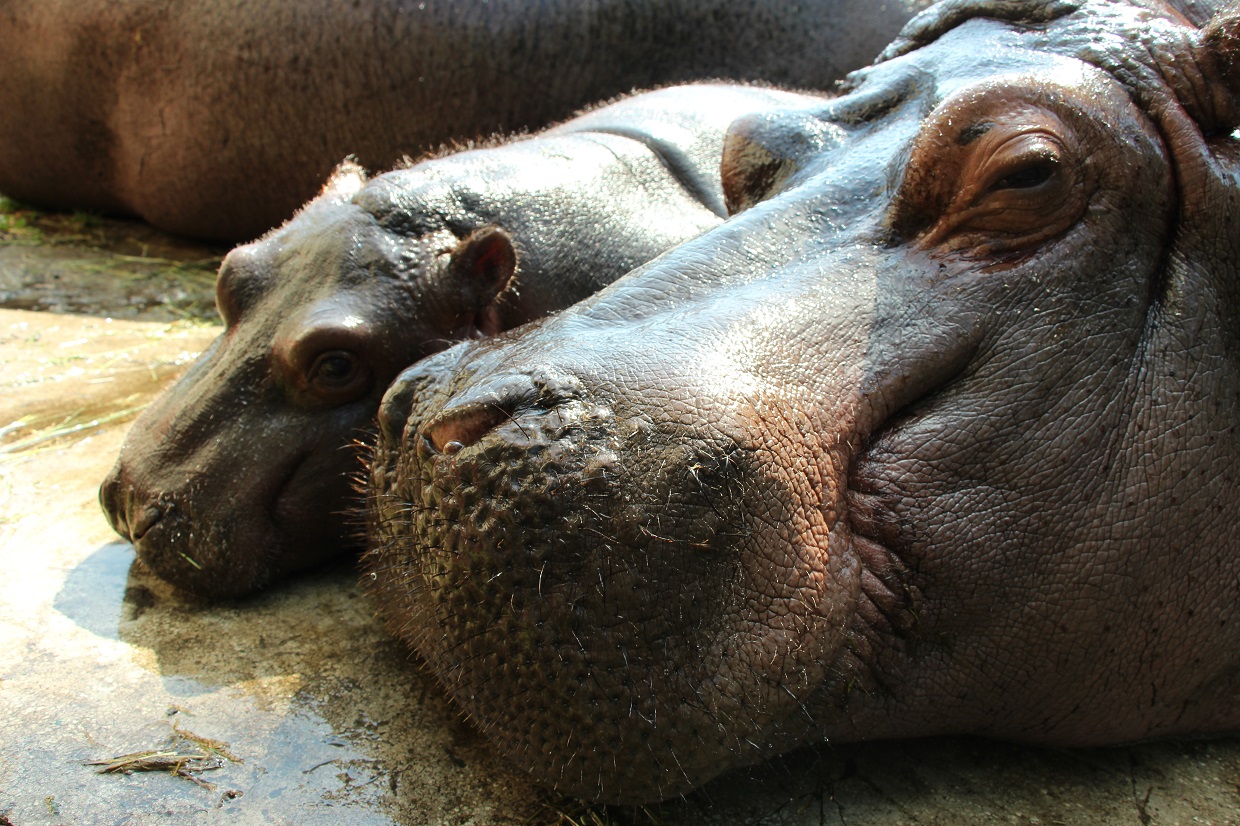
[
  {"x1": 366, "y1": 0, "x2": 1240, "y2": 803},
  {"x1": 0, "y1": 0, "x2": 928, "y2": 240},
  {"x1": 100, "y1": 83, "x2": 815, "y2": 599}
]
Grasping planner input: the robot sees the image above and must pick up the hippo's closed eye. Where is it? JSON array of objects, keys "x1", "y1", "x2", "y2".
[
  {"x1": 971, "y1": 131, "x2": 1065, "y2": 195},
  {"x1": 892, "y1": 87, "x2": 1091, "y2": 263},
  {"x1": 985, "y1": 149, "x2": 1057, "y2": 192}
]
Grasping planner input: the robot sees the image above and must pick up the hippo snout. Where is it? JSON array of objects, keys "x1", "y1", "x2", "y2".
[
  {"x1": 364, "y1": 348, "x2": 833, "y2": 802},
  {"x1": 99, "y1": 459, "x2": 279, "y2": 598}
]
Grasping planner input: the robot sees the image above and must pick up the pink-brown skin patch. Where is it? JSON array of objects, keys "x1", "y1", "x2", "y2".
[{"x1": 365, "y1": 0, "x2": 1240, "y2": 804}]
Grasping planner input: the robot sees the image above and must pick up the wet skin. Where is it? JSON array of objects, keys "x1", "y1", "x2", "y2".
[
  {"x1": 100, "y1": 85, "x2": 812, "y2": 598},
  {"x1": 0, "y1": 0, "x2": 928, "y2": 240},
  {"x1": 367, "y1": 0, "x2": 1240, "y2": 803}
]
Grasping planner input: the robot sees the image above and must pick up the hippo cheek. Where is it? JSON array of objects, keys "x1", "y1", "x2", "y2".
[{"x1": 266, "y1": 436, "x2": 373, "y2": 568}]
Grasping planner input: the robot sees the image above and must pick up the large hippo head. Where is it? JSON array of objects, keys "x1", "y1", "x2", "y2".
[{"x1": 366, "y1": 0, "x2": 1240, "y2": 803}]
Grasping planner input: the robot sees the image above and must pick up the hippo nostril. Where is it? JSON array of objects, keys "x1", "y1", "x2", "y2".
[
  {"x1": 379, "y1": 356, "x2": 466, "y2": 446},
  {"x1": 418, "y1": 373, "x2": 548, "y2": 454},
  {"x1": 130, "y1": 503, "x2": 165, "y2": 541},
  {"x1": 422, "y1": 404, "x2": 513, "y2": 453},
  {"x1": 99, "y1": 471, "x2": 122, "y2": 525}
]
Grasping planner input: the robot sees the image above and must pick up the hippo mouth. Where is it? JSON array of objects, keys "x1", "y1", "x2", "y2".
[{"x1": 101, "y1": 448, "x2": 318, "y2": 598}]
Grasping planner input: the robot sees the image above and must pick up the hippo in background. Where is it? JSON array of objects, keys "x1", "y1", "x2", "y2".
[
  {"x1": 366, "y1": 0, "x2": 1240, "y2": 803},
  {"x1": 100, "y1": 83, "x2": 818, "y2": 599},
  {"x1": 0, "y1": 0, "x2": 930, "y2": 240}
]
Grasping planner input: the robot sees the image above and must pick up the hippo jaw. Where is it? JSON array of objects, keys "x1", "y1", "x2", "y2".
[{"x1": 366, "y1": 2, "x2": 1240, "y2": 803}]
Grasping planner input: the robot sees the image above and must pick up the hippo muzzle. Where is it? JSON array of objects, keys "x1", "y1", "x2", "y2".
[
  {"x1": 368, "y1": 230, "x2": 980, "y2": 801},
  {"x1": 366, "y1": 0, "x2": 1240, "y2": 803}
]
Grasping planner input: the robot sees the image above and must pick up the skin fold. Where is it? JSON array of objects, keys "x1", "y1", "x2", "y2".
[
  {"x1": 366, "y1": 0, "x2": 1240, "y2": 803},
  {"x1": 0, "y1": 0, "x2": 928, "y2": 240},
  {"x1": 99, "y1": 84, "x2": 815, "y2": 598}
]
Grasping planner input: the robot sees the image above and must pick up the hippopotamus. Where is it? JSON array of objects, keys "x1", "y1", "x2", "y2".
[
  {"x1": 0, "y1": 0, "x2": 929, "y2": 241},
  {"x1": 365, "y1": 0, "x2": 1240, "y2": 803},
  {"x1": 99, "y1": 83, "x2": 814, "y2": 599}
]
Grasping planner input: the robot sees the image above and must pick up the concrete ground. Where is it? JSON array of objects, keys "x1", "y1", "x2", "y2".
[{"x1": 2, "y1": 198, "x2": 1239, "y2": 825}]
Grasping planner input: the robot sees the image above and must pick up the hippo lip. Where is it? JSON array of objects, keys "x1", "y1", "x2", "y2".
[
  {"x1": 129, "y1": 503, "x2": 165, "y2": 541},
  {"x1": 118, "y1": 446, "x2": 315, "y2": 596},
  {"x1": 269, "y1": 449, "x2": 313, "y2": 516},
  {"x1": 101, "y1": 471, "x2": 170, "y2": 545},
  {"x1": 251, "y1": 447, "x2": 330, "y2": 555}
]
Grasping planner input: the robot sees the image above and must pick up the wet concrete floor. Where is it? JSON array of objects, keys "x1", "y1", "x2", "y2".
[{"x1": 2, "y1": 198, "x2": 1239, "y2": 825}]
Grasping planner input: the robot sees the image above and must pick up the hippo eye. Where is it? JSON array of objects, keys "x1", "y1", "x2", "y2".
[
  {"x1": 972, "y1": 134, "x2": 1065, "y2": 200},
  {"x1": 919, "y1": 126, "x2": 1083, "y2": 260},
  {"x1": 309, "y1": 350, "x2": 363, "y2": 389},
  {"x1": 987, "y1": 157, "x2": 1057, "y2": 192},
  {"x1": 281, "y1": 320, "x2": 379, "y2": 406}
]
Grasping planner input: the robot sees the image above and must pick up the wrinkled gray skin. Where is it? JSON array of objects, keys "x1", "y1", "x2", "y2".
[
  {"x1": 366, "y1": 0, "x2": 1240, "y2": 804},
  {"x1": 99, "y1": 84, "x2": 810, "y2": 599},
  {"x1": 0, "y1": 0, "x2": 929, "y2": 241}
]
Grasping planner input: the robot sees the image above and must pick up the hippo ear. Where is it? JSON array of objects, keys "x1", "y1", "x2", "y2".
[
  {"x1": 449, "y1": 226, "x2": 518, "y2": 336},
  {"x1": 319, "y1": 158, "x2": 368, "y2": 200}
]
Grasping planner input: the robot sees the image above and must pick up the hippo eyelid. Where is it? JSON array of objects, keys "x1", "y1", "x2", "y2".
[{"x1": 971, "y1": 132, "x2": 1065, "y2": 193}]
